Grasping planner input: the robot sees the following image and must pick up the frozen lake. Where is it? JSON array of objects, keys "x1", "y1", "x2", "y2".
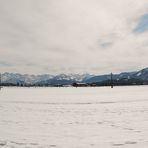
[{"x1": 0, "y1": 86, "x2": 148, "y2": 148}]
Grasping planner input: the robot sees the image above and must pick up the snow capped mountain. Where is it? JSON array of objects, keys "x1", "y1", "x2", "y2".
[
  {"x1": 85, "y1": 71, "x2": 136, "y2": 83},
  {"x1": 1, "y1": 73, "x2": 54, "y2": 84},
  {"x1": 133, "y1": 67, "x2": 148, "y2": 80},
  {"x1": 53, "y1": 73, "x2": 94, "y2": 81},
  {"x1": 1, "y1": 73, "x2": 94, "y2": 85},
  {"x1": 36, "y1": 74, "x2": 95, "y2": 85},
  {"x1": 1, "y1": 67, "x2": 148, "y2": 85}
]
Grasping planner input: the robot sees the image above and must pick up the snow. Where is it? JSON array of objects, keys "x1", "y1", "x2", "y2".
[
  {"x1": 136, "y1": 72, "x2": 142, "y2": 76},
  {"x1": 0, "y1": 86, "x2": 148, "y2": 148}
]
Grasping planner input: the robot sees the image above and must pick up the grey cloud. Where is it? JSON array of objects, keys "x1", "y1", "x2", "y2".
[
  {"x1": 99, "y1": 42, "x2": 113, "y2": 49},
  {"x1": 0, "y1": 61, "x2": 12, "y2": 67}
]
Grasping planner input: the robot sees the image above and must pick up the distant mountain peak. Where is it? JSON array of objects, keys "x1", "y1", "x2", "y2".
[{"x1": 1, "y1": 67, "x2": 148, "y2": 85}]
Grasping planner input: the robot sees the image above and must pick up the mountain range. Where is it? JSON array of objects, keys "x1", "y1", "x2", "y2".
[{"x1": 1, "y1": 67, "x2": 148, "y2": 86}]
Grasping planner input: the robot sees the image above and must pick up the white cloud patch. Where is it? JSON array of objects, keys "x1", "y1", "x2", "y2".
[{"x1": 0, "y1": 0, "x2": 148, "y2": 74}]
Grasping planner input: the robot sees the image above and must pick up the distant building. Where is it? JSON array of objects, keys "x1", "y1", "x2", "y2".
[{"x1": 72, "y1": 82, "x2": 88, "y2": 87}]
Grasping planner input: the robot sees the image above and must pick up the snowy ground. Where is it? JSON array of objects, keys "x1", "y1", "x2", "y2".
[{"x1": 0, "y1": 86, "x2": 148, "y2": 148}]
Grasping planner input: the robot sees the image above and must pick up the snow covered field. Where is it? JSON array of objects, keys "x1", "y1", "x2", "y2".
[{"x1": 0, "y1": 86, "x2": 148, "y2": 148}]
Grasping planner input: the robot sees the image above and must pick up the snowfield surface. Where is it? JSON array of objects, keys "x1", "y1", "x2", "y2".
[{"x1": 0, "y1": 86, "x2": 148, "y2": 148}]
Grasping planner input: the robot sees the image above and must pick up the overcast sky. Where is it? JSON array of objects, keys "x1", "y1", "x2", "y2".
[{"x1": 0, "y1": 0, "x2": 148, "y2": 74}]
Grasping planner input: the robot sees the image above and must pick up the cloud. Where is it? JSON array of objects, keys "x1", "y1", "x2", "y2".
[
  {"x1": 0, "y1": 0, "x2": 148, "y2": 74},
  {"x1": 99, "y1": 42, "x2": 113, "y2": 49},
  {"x1": 0, "y1": 61, "x2": 12, "y2": 67}
]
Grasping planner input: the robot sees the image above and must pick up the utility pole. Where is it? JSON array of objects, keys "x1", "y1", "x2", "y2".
[
  {"x1": 111, "y1": 73, "x2": 113, "y2": 88},
  {"x1": 0, "y1": 73, "x2": 1, "y2": 90}
]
